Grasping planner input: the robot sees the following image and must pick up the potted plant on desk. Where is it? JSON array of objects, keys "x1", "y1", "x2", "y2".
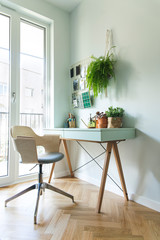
[
  {"x1": 95, "y1": 111, "x2": 108, "y2": 128},
  {"x1": 106, "y1": 106, "x2": 124, "y2": 128}
]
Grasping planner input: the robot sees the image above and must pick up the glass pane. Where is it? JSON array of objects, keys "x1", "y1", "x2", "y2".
[
  {"x1": 0, "y1": 14, "x2": 9, "y2": 48},
  {"x1": 21, "y1": 21, "x2": 44, "y2": 58},
  {"x1": 0, "y1": 14, "x2": 10, "y2": 177},
  {"x1": 19, "y1": 20, "x2": 45, "y2": 176}
]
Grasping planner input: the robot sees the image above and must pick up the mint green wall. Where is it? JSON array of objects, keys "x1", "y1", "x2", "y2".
[
  {"x1": 70, "y1": 0, "x2": 160, "y2": 211},
  {"x1": 3, "y1": 0, "x2": 71, "y2": 128},
  {"x1": 4, "y1": 0, "x2": 160, "y2": 211}
]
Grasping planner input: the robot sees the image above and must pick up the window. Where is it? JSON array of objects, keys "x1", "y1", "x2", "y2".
[
  {"x1": 25, "y1": 87, "x2": 34, "y2": 97},
  {"x1": 20, "y1": 20, "x2": 45, "y2": 119},
  {"x1": 0, "y1": 83, "x2": 8, "y2": 96},
  {"x1": 0, "y1": 8, "x2": 51, "y2": 185},
  {"x1": 19, "y1": 19, "x2": 49, "y2": 175}
]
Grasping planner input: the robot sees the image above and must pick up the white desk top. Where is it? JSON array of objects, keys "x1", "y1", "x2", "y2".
[{"x1": 44, "y1": 128, "x2": 136, "y2": 142}]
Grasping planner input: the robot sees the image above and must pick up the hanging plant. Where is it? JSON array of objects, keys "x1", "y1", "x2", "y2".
[{"x1": 86, "y1": 47, "x2": 116, "y2": 97}]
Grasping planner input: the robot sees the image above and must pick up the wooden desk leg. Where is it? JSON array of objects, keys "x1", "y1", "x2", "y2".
[
  {"x1": 48, "y1": 163, "x2": 55, "y2": 183},
  {"x1": 62, "y1": 139, "x2": 74, "y2": 177},
  {"x1": 112, "y1": 142, "x2": 128, "y2": 201},
  {"x1": 96, "y1": 142, "x2": 112, "y2": 213}
]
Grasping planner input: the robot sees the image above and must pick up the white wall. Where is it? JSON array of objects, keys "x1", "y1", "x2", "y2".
[
  {"x1": 3, "y1": 0, "x2": 71, "y2": 127},
  {"x1": 70, "y1": 0, "x2": 160, "y2": 211}
]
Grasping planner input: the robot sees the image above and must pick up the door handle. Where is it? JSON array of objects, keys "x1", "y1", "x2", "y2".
[{"x1": 12, "y1": 91, "x2": 16, "y2": 103}]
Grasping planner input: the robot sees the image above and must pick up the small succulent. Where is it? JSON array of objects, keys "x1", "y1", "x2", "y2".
[
  {"x1": 95, "y1": 111, "x2": 107, "y2": 119},
  {"x1": 106, "y1": 106, "x2": 124, "y2": 117}
]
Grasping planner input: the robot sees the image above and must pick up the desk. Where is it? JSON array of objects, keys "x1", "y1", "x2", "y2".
[{"x1": 45, "y1": 128, "x2": 135, "y2": 213}]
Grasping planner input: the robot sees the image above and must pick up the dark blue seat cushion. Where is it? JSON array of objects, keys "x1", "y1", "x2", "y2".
[{"x1": 38, "y1": 152, "x2": 64, "y2": 164}]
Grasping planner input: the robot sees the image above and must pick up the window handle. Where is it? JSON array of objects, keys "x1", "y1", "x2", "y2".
[{"x1": 12, "y1": 92, "x2": 16, "y2": 103}]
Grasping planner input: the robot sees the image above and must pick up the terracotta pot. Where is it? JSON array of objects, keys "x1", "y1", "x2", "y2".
[
  {"x1": 108, "y1": 117, "x2": 122, "y2": 128},
  {"x1": 96, "y1": 117, "x2": 108, "y2": 128}
]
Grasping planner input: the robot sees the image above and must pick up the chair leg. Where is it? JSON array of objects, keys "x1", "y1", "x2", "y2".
[
  {"x1": 34, "y1": 183, "x2": 42, "y2": 224},
  {"x1": 40, "y1": 183, "x2": 45, "y2": 195},
  {"x1": 5, "y1": 184, "x2": 37, "y2": 207},
  {"x1": 5, "y1": 163, "x2": 75, "y2": 225},
  {"x1": 44, "y1": 182, "x2": 74, "y2": 203}
]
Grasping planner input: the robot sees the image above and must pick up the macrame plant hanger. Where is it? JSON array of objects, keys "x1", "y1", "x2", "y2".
[
  {"x1": 104, "y1": 29, "x2": 113, "y2": 57},
  {"x1": 104, "y1": 29, "x2": 113, "y2": 96}
]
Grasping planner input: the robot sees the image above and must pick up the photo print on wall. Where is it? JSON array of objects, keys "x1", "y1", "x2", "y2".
[
  {"x1": 70, "y1": 68, "x2": 74, "y2": 78},
  {"x1": 73, "y1": 79, "x2": 79, "y2": 91}
]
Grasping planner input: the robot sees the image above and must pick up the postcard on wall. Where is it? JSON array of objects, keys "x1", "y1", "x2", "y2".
[
  {"x1": 73, "y1": 79, "x2": 79, "y2": 91},
  {"x1": 80, "y1": 78, "x2": 85, "y2": 90},
  {"x1": 77, "y1": 94, "x2": 83, "y2": 108},
  {"x1": 72, "y1": 93, "x2": 78, "y2": 108},
  {"x1": 70, "y1": 68, "x2": 74, "y2": 78},
  {"x1": 76, "y1": 65, "x2": 81, "y2": 76},
  {"x1": 81, "y1": 65, "x2": 87, "y2": 78}
]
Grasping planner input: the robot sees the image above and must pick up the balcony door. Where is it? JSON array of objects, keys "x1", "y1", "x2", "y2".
[
  {"x1": 0, "y1": 8, "x2": 50, "y2": 186},
  {"x1": 19, "y1": 20, "x2": 46, "y2": 176},
  {"x1": 0, "y1": 13, "x2": 10, "y2": 184}
]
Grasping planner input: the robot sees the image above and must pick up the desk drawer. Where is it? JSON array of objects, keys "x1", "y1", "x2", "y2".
[{"x1": 63, "y1": 129, "x2": 101, "y2": 142}]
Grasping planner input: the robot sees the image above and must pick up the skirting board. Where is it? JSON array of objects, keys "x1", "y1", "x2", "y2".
[
  {"x1": 130, "y1": 193, "x2": 160, "y2": 213},
  {"x1": 74, "y1": 172, "x2": 160, "y2": 213},
  {"x1": 53, "y1": 169, "x2": 70, "y2": 179}
]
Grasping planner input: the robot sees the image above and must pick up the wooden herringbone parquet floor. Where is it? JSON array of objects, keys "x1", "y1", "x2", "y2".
[{"x1": 0, "y1": 177, "x2": 159, "y2": 240}]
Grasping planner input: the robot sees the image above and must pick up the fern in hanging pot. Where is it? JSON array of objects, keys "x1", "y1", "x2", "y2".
[{"x1": 86, "y1": 48, "x2": 116, "y2": 97}]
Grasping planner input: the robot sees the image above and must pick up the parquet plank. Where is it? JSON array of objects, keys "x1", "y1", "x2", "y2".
[{"x1": 62, "y1": 219, "x2": 77, "y2": 240}]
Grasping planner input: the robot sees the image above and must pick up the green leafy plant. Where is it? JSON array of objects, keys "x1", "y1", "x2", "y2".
[
  {"x1": 106, "y1": 106, "x2": 124, "y2": 117},
  {"x1": 86, "y1": 48, "x2": 116, "y2": 97}
]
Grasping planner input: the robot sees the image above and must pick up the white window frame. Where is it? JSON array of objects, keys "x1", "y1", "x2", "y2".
[{"x1": 0, "y1": 4, "x2": 53, "y2": 186}]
